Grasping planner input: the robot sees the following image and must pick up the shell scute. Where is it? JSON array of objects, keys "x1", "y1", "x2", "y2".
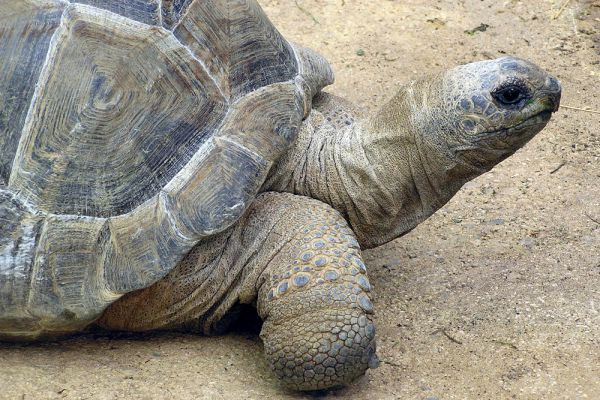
[
  {"x1": 173, "y1": 0, "x2": 298, "y2": 100},
  {"x1": 0, "y1": 1, "x2": 66, "y2": 184},
  {"x1": 9, "y1": 4, "x2": 227, "y2": 217}
]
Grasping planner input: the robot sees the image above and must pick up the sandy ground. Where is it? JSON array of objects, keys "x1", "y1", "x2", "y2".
[{"x1": 2, "y1": 0, "x2": 600, "y2": 399}]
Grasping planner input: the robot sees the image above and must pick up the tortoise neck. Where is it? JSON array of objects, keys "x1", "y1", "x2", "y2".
[
  {"x1": 262, "y1": 109, "x2": 356, "y2": 217},
  {"x1": 264, "y1": 88, "x2": 480, "y2": 249},
  {"x1": 357, "y1": 83, "x2": 483, "y2": 248}
]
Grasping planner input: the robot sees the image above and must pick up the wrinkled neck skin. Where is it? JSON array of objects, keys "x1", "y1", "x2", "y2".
[{"x1": 265, "y1": 79, "x2": 506, "y2": 249}]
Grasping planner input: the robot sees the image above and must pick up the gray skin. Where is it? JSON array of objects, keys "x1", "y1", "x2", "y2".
[{"x1": 98, "y1": 57, "x2": 561, "y2": 390}]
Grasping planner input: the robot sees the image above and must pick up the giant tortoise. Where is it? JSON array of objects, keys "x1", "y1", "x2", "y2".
[{"x1": 0, "y1": 0, "x2": 560, "y2": 390}]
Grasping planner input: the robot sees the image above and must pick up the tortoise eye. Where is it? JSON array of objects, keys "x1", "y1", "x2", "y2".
[{"x1": 492, "y1": 84, "x2": 530, "y2": 106}]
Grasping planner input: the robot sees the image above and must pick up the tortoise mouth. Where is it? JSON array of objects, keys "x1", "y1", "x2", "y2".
[
  {"x1": 462, "y1": 109, "x2": 554, "y2": 159},
  {"x1": 451, "y1": 109, "x2": 554, "y2": 173},
  {"x1": 501, "y1": 109, "x2": 552, "y2": 134},
  {"x1": 516, "y1": 109, "x2": 553, "y2": 128},
  {"x1": 475, "y1": 109, "x2": 553, "y2": 142}
]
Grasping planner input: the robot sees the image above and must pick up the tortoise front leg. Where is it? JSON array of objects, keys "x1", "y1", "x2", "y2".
[
  {"x1": 254, "y1": 194, "x2": 379, "y2": 390},
  {"x1": 99, "y1": 192, "x2": 378, "y2": 390}
]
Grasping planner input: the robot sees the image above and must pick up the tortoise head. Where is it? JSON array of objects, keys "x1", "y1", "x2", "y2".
[
  {"x1": 421, "y1": 57, "x2": 561, "y2": 170},
  {"x1": 358, "y1": 57, "x2": 560, "y2": 247}
]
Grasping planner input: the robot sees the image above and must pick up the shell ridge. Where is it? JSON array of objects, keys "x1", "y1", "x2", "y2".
[
  {"x1": 95, "y1": 219, "x2": 121, "y2": 305},
  {"x1": 7, "y1": 5, "x2": 69, "y2": 191},
  {"x1": 70, "y1": 0, "x2": 162, "y2": 26},
  {"x1": 215, "y1": 136, "x2": 266, "y2": 165},
  {"x1": 179, "y1": 39, "x2": 228, "y2": 101},
  {"x1": 25, "y1": 214, "x2": 49, "y2": 318},
  {"x1": 157, "y1": 0, "x2": 163, "y2": 26},
  {"x1": 161, "y1": 0, "x2": 194, "y2": 31},
  {"x1": 158, "y1": 189, "x2": 195, "y2": 242},
  {"x1": 0, "y1": 1, "x2": 67, "y2": 184}
]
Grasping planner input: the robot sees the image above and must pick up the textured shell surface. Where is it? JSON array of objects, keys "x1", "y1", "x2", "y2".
[
  {"x1": 0, "y1": 0, "x2": 333, "y2": 339},
  {"x1": 4, "y1": 0, "x2": 301, "y2": 217}
]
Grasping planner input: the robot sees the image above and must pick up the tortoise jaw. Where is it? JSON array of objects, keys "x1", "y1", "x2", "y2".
[
  {"x1": 472, "y1": 105, "x2": 555, "y2": 144},
  {"x1": 508, "y1": 109, "x2": 553, "y2": 135},
  {"x1": 449, "y1": 109, "x2": 555, "y2": 173}
]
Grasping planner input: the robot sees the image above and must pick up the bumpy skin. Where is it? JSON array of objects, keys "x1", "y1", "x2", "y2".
[
  {"x1": 100, "y1": 192, "x2": 378, "y2": 390},
  {"x1": 256, "y1": 196, "x2": 378, "y2": 390}
]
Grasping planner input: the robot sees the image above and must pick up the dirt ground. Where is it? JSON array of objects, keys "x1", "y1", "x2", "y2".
[{"x1": 2, "y1": 0, "x2": 599, "y2": 399}]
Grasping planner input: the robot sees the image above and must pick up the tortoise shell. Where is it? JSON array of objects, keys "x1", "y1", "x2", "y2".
[{"x1": 0, "y1": 0, "x2": 332, "y2": 338}]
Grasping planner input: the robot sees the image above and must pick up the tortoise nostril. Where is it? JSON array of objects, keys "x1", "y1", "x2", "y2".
[
  {"x1": 546, "y1": 76, "x2": 561, "y2": 94},
  {"x1": 544, "y1": 75, "x2": 561, "y2": 112}
]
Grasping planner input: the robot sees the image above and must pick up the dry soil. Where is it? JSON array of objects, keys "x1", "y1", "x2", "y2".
[{"x1": 1, "y1": 0, "x2": 599, "y2": 399}]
